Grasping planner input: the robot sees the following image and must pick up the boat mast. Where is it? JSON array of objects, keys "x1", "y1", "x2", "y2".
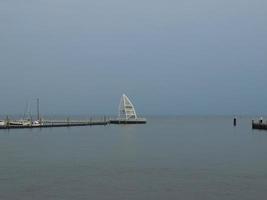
[{"x1": 37, "y1": 98, "x2": 40, "y2": 121}]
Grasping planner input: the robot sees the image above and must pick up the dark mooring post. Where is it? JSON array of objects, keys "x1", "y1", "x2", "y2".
[
  {"x1": 6, "y1": 115, "x2": 10, "y2": 127},
  {"x1": 37, "y1": 98, "x2": 40, "y2": 121},
  {"x1": 233, "y1": 117, "x2": 237, "y2": 126}
]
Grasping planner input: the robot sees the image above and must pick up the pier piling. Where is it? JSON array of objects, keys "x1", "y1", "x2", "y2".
[{"x1": 233, "y1": 117, "x2": 237, "y2": 126}]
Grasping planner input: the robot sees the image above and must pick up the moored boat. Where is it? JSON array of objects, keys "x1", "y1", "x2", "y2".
[{"x1": 9, "y1": 120, "x2": 31, "y2": 126}]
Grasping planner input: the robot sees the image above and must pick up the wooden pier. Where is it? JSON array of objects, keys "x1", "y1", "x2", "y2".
[
  {"x1": 0, "y1": 94, "x2": 148, "y2": 130},
  {"x1": 110, "y1": 118, "x2": 147, "y2": 124},
  {"x1": 0, "y1": 120, "x2": 109, "y2": 130}
]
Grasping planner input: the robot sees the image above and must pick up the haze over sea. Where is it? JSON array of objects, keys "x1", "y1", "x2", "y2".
[
  {"x1": 0, "y1": 0, "x2": 267, "y2": 116},
  {"x1": 0, "y1": 117, "x2": 267, "y2": 200},
  {"x1": 1, "y1": 0, "x2": 267, "y2": 199}
]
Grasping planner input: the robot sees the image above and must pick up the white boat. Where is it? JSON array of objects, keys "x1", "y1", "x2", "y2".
[
  {"x1": 9, "y1": 120, "x2": 31, "y2": 126},
  {"x1": 32, "y1": 120, "x2": 41, "y2": 126},
  {"x1": 0, "y1": 121, "x2": 5, "y2": 126},
  {"x1": 110, "y1": 94, "x2": 146, "y2": 124}
]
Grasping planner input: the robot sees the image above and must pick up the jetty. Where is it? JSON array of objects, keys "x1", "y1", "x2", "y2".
[
  {"x1": 0, "y1": 97, "x2": 110, "y2": 130},
  {"x1": 0, "y1": 119, "x2": 109, "y2": 130},
  {"x1": 0, "y1": 94, "x2": 147, "y2": 130}
]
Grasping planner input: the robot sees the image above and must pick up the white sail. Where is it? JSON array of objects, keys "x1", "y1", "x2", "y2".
[{"x1": 118, "y1": 94, "x2": 137, "y2": 120}]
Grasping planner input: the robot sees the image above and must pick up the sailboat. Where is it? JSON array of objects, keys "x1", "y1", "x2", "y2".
[
  {"x1": 9, "y1": 101, "x2": 32, "y2": 126},
  {"x1": 110, "y1": 94, "x2": 146, "y2": 124},
  {"x1": 0, "y1": 120, "x2": 5, "y2": 126},
  {"x1": 9, "y1": 98, "x2": 42, "y2": 126}
]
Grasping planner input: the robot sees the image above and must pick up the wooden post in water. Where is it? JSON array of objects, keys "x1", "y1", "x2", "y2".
[
  {"x1": 6, "y1": 115, "x2": 9, "y2": 127},
  {"x1": 67, "y1": 117, "x2": 70, "y2": 126},
  {"x1": 233, "y1": 117, "x2": 237, "y2": 126}
]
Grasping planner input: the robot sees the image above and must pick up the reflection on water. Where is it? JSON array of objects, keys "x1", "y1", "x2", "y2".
[{"x1": 0, "y1": 117, "x2": 267, "y2": 200}]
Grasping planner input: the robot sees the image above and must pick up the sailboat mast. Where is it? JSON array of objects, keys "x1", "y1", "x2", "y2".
[{"x1": 37, "y1": 98, "x2": 40, "y2": 121}]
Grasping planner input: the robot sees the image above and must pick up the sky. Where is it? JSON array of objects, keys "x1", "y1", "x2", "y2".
[{"x1": 0, "y1": 0, "x2": 267, "y2": 116}]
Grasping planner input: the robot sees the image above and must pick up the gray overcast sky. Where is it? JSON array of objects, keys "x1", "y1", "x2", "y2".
[{"x1": 0, "y1": 0, "x2": 266, "y2": 116}]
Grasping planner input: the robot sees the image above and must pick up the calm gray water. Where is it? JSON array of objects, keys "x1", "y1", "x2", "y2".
[{"x1": 1, "y1": 117, "x2": 267, "y2": 200}]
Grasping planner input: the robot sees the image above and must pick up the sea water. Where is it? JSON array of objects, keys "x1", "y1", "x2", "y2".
[{"x1": 0, "y1": 117, "x2": 267, "y2": 200}]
